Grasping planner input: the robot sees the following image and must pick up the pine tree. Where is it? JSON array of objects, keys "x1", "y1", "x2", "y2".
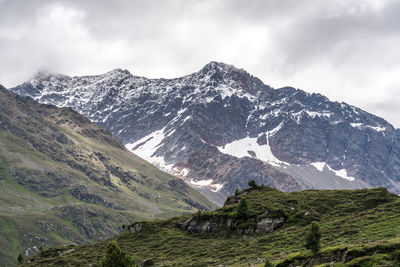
[
  {"x1": 237, "y1": 198, "x2": 249, "y2": 219},
  {"x1": 305, "y1": 221, "x2": 321, "y2": 253},
  {"x1": 17, "y1": 253, "x2": 23, "y2": 264},
  {"x1": 101, "y1": 240, "x2": 136, "y2": 267}
]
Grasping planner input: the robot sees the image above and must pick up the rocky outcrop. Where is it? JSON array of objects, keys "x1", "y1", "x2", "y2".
[
  {"x1": 140, "y1": 259, "x2": 154, "y2": 267},
  {"x1": 126, "y1": 222, "x2": 143, "y2": 234},
  {"x1": 178, "y1": 212, "x2": 284, "y2": 235},
  {"x1": 69, "y1": 186, "x2": 126, "y2": 210},
  {"x1": 255, "y1": 217, "x2": 284, "y2": 234},
  {"x1": 12, "y1": 169, "x2": 64, "y2": 197}
]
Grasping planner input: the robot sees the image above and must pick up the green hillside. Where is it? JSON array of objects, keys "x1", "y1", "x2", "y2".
[
  {"x1": 22, "y1": 185, "x2": 400, "y2": 266},
  {"x1": 0, "y1": 85, "x2": 215, "y2": 266}
]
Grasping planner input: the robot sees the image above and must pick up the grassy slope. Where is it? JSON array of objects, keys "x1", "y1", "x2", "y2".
[
  {"x1": 0, "y1": 86, "x2": 215, "y2": 266},
  {"x1": 22, "y1": 186, "x2": 400, "y2": 266}
]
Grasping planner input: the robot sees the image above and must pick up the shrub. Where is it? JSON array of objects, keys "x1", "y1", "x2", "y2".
[
  {"x1": 248, "y1": 180, "x2": 258, "y2": 189},
  {"x1": 101, "y1": 240, "x2": 136, "y2": 267},
  {"x1": 195, "y1": 210, "x2": 204, "y2": 219},
  {"x1": 225, "y1": 196, "x2": 233, "y2": 204},
  {"x1": 237, "y1": 199, "x2": 249, "y2": 219},
  {"x1": 264, "y1": 257, "x2": 274, "y2": 267},
  {"x1": 305, "y1": 221, "x2": 321, "y2": 253},
  {"x1": 235, "y1": 188, "x2": 240, "y2": 195},
  {"x1": 393, "y1": 250, "x2": 400, "y2": 262}
]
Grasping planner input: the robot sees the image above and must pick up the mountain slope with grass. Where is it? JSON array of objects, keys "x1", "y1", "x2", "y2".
[
  {"x1": 0, "y1": 85, "x2": 214, "y2": 266},
  {"x1": 22, "y1": 185, "x2": 400, "y2": 266}
]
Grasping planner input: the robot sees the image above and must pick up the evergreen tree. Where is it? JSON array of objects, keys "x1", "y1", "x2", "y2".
[
  {"x1": 237, "y1": 198, "x2": 249, "y2": 219},
  {"x1": 235, "y1": 188, "x2": 240, "y2": 195},
  {"x1": 17, "y1": 253, "x2": 23, "y2": 264},
  {"x1": 305, "y1": 221, "x2": 321, "y2": 253},
  {"x1": 101, "y1": 240, "x2": 136, "y2": 267}
]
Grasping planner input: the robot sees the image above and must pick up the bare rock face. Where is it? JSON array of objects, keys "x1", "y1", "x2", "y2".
[
  {"x1": 11, "y1": 62, "x2": 400, "y2": 204},
  {"x1": 255, "y1": 217, "x2": 284, "y2": 234},
  {"x1": 178, "y1": 212, "x2": 284, "y2": 235},
  {"x1": 140, "y1": 259, "x2": 154, "y2": 267}
]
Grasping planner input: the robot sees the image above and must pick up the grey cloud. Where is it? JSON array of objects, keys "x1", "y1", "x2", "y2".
[
  {"x1": 0, "y1": 0, "x2": 399, "y2": 127},
  {"x1": 365, "y1": 94, "x2": 400, "y2": 129}
]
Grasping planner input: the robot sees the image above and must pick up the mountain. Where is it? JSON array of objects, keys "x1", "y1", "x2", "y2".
[
  {"x1": 11, "y1": 62, "x2": 400, "y2": 205},
  {"x1": 21, "y1": 186, "x2": 400, "y2": 266},
  {"x1": 0, "y1": 85, "x2": 214, "y2": 266}
]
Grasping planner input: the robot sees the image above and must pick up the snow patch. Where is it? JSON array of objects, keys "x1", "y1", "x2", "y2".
[
  {"x1": 326, "y1": 165, "x2": 356, "y2": 181},
  {"x1": 311, "y1": 162, "x2": 356, "y2": 181},
  {"x1": 190, "y1": 179, "x2": 213, "y2": 186},
  {"x1": 189, "y1": 179, "x2": 224, "y2": 192},
  {"x1": 269, "y1": 121, "x2": 284, "y2": 137},
  {"x1": 305, "y1": 110, "x2": 332, "y2": 118},
  {"x1": 350, "y1": 123, "x2": 363, "y2": 128},
  {"x1": 217, "y1": 122, "x2": 288, "y2": 167},
  {"x1": 172, "y1": 167, "x2": 190, "y2": 177},
  {"x1": 350, "y1": 123, "x2": 386, "y2": 132},
  {"x1": 179, "y1": 168, "x2": 190, "y2": 176},
  {"x1": 125, "y1": 128, "x2": 173, "y2": 171},
  {"x1": 211, "y1": 183, "x2": 224, "y2": 192},
  {"x1": 165, "y1": 129, "x2": 175, "y2": 137},
  {"x1": 311, "y1": 162, "x2": 326, "y2": 172},
  {"x1": 177, "y1": 108, "x2": 187, "y2": 115},
  {"x1": 260, "y1": 113, "x2": 268, "y2": 120}
]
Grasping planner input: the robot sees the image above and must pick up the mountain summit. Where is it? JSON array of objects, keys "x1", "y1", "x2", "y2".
[{"x1": 11, "y1": 62, "x2": 400, "y2": 204}]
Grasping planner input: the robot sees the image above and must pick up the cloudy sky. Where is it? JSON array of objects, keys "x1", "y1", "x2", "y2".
[{"x1": 1, "y1": 0, "x2": 400, "y2": 127}]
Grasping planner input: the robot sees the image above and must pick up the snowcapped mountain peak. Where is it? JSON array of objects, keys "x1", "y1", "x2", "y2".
[
  {"x1": 10, "y1": 62, "x2": 400, "y2": 205},
  {"x1": 193, "y1": 61, "x2": 272, "y2": 98},
  {"x1": 200, "y1": 61, "x2": 243, "y2": 74}
]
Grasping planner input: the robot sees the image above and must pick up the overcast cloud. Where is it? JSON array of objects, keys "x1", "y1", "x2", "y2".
[{"x1": 1, "y1": 0, "x2": 400, "y2": 127}]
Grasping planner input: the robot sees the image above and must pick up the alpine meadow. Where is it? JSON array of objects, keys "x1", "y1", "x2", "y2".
[{"x1": 2, "y1": 1, "x2": 400, "y2": 266}]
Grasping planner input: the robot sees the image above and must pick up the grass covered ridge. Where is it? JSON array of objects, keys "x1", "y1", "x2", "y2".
[{"x1": 22, "y1": 186, "x2": 400, "y2": 266}]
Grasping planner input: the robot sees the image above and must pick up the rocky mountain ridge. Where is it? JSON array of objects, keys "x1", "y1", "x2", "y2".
[{"x1": 11, "y1": 62, "x2": 400, "y2": 204}]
